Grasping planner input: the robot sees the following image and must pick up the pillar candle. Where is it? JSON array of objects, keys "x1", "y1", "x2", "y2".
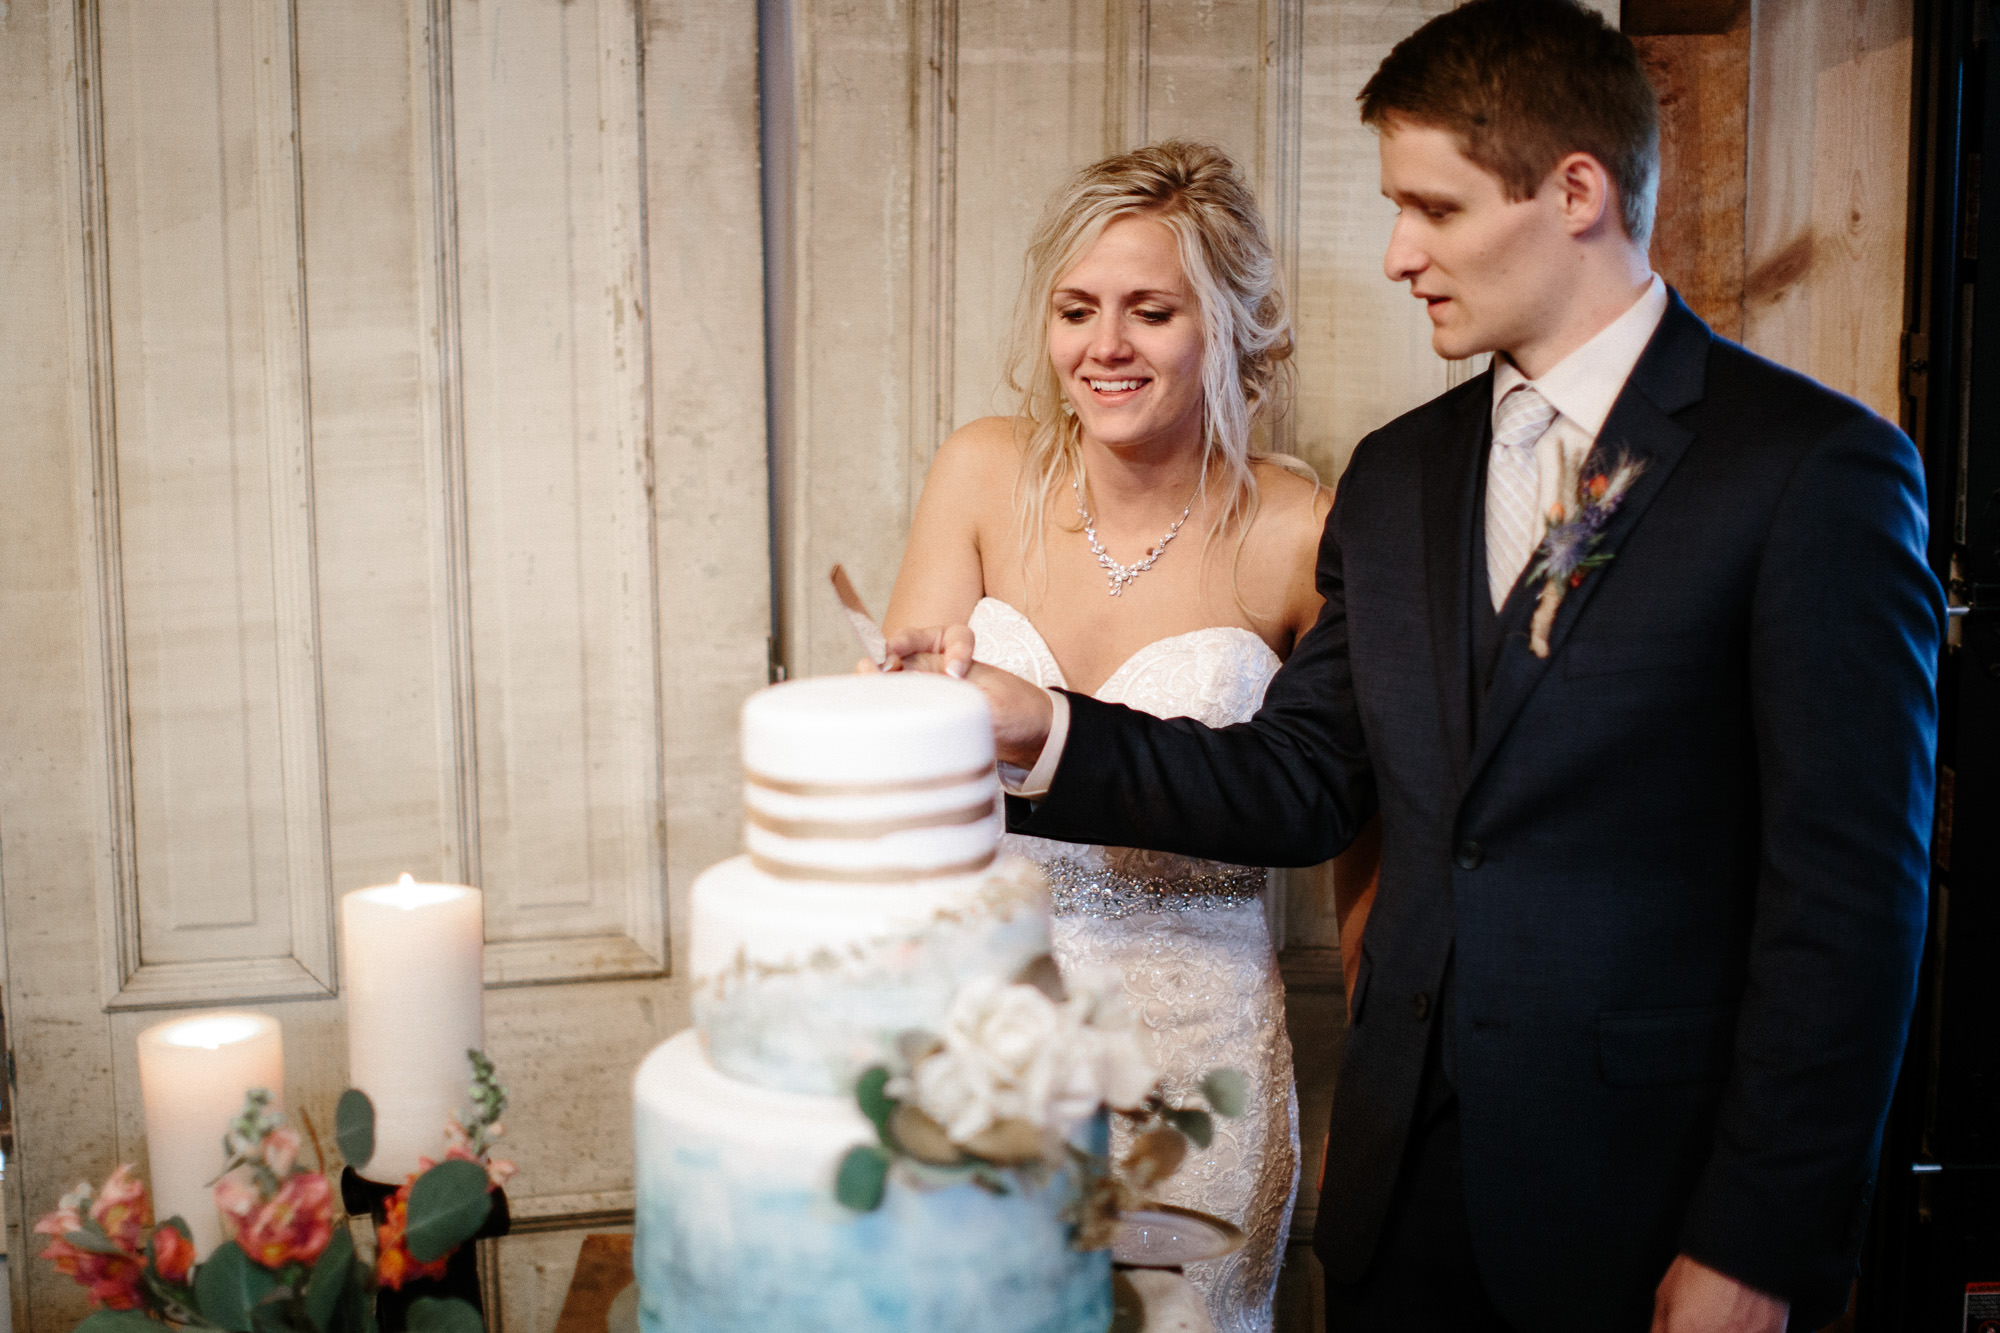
[
  {"x1": 341, "y1": 875, "x2": 484, "y2": 1182},
  {"x1": 135, "y1": 1010, "x2": 284, "y2": 1257}
]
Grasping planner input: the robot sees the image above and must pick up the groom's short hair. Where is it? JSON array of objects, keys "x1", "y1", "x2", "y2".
[{"x1": 1358, "y1": 0, "x2": 1660, "y2": 246}]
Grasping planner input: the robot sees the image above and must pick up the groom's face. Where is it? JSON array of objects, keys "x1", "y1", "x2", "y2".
[{"x1": 1378, "y1": 119, "x2": 1571, "y2": 366}]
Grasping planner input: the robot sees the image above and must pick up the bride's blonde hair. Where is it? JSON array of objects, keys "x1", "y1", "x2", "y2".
[{"x1": 1002, "y1": 140, "x2": 1308, "y2": 605}]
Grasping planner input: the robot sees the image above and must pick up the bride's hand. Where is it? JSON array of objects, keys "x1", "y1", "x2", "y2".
[
  {"x1": 881, "y1": 625, "x2": 976, "y2": 679},
  {"x1": 879, "y1": 625, "x2": 1052, "y2": 767}
]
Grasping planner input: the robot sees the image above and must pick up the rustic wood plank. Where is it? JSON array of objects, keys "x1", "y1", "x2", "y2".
[
  {"x1": 1744, "y1": 0, "x2": 1914, "y2": 418},
  {"x1": 1636, "y1": 7, "x2": 1751, "y2": 340}
]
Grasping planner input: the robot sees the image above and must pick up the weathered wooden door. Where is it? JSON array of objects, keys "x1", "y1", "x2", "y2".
[{"x1": 0, "y1": 2, "x2": 768, "y2": 1327}]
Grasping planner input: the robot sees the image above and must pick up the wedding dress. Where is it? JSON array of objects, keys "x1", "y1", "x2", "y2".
[{"x1": 969, "y1": 597, "x2": 1301, "y2": 1333}]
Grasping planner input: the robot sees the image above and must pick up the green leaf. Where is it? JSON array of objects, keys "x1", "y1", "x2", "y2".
[
  {"x1": 328, "y1": 1262, "x2": 377, "y2": 1333},
  {"x1": 406, "y1": 1297, "x2": 484, "y2": 1333},
  {"x1": 853, "y1": 1065, "x2": 895, "y2": 1142},
  {"x1": 1164, "y1": 1107, "x2": 1214, "y2": 1151},
  {"x1": 1199, "y1": 1069, "x2": 1248, "y2": 1119},
  {"x1": 304, "y1": 1224, "x2": 355, "y2": 1333},
  {"x1": 404, "y1": 1158, "x2": 493, "y2": 1263},
  {"x1": 834, "y1": 1145, "x2": 890, "y2": 1212},
  {"x1": 193, "y1": 1242, "x2": 280, "y2": 1333},
  {"x1": 62, "y1": 1221, "x2": 132, "y2": 1256},
  {"x1": 75, "y1": 1311, "x2": 169, "y2": 1333},
  {"x1": 334, "y1": 1089, "x2": 376, "y2": 1171}
]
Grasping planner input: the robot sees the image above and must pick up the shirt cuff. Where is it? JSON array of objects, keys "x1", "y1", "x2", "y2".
[{"x1": 998, "y1": 688, "x2": 1070, "y2": 799}]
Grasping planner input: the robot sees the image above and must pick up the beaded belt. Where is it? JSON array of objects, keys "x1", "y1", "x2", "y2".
[{"x1": 1041, "y1": 856, "x2": 1267, "y2": 920}]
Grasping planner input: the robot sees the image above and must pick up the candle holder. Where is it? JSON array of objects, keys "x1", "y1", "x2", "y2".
[{"x1": 342, "y1": 1168, "x2": 511, "y2": 1332}]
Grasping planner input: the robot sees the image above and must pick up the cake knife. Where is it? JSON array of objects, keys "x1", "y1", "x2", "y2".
[{"x1": 829, "y1": 564, "x2": 889, "y2": 667}]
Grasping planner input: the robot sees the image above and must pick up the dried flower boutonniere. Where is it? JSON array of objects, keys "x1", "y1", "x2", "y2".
[{"x1": 1524, "y1": 450, "x2": 1647, "y2": 657}]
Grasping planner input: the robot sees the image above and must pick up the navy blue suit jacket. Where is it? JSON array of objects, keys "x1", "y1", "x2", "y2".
[{"x1": 1013, "y1": 294, "x2": 1941, "y2": 1330}]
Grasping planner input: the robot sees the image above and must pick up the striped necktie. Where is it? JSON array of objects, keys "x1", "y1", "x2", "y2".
[{"x1": 1485, "y1": 384, "x2": 1558, "y2": 609}]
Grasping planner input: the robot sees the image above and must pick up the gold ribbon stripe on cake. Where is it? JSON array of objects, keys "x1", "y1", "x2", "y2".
[
  {"x1": 747, "y1": 850, "x2": 998, "y2": 882},
  {"x1": 743, "y1": 762, "x2": 996, "y2": 798},
  {"x1": 743, "y1": 800, "x2": 995, "y2": 841}
]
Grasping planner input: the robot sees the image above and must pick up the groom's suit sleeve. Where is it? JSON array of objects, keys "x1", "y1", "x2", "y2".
[
  {"x1": 1008, "y1": 476, "x2": 1377, "y2": 867},
  {"x1": 1677, "y1": 410, "x2": 1940, "y2": 1308}
]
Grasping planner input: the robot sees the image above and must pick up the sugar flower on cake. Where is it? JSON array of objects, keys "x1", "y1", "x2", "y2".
[{"x1": 890, "y1": 973, "x2": 1159, "y2": 1147}]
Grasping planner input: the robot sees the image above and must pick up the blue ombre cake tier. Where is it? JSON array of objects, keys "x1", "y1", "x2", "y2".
[{"x1": 634, "y1": 1031, "x2": 1112, "y2": 1333}]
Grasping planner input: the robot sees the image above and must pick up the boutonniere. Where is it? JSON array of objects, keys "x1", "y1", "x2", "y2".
[{"x1": 1524, "y1": 449, "x2": 1647, "y2": 658}]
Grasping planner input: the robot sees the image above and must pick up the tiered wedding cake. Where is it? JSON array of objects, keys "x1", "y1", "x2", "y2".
[{"x1": 633, "y1": 674, "x2": 1114, "y2": 1333}]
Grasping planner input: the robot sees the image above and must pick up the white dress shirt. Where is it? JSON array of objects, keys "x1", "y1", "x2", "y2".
[
  {"x1": 1008, "y1": 274, "x2": 1670, "y2": 798},
  {"x1": 1489, "y1": 274, "x2": 1669, "y2": 514}
]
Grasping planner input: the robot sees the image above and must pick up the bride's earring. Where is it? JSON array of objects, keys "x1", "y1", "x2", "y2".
[{"x1": 1061, "y1": 397, "x2": 1076, "y2": 418}]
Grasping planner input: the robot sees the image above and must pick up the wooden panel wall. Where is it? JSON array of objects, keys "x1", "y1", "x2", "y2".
[{"x1": 0, "y1": 2, "x2": 771, "y2": 1327}]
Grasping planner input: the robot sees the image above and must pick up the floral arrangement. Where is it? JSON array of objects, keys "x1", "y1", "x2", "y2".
[
  {"x1": 1524, "y1": 450, "x2": 1648, "y2": 657},
  {"x1": 36, "y1": 1051, "x2": 511, "y2": 1333},
  {"x1": 834, "y1": 957, "x2": 1243, "y2": 1247}
]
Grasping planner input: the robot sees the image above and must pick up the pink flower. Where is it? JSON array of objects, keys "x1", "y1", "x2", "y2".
[
  {"x1": 217, "y1": 1170, "x2": 334, "y2": 1270},
  {"x1": 431, "y1": 1120, "x2": 516, "y2": 1191},
  {"x1": 91, "y1": 1164, "x2": 152, "y2": 1252},
  {"x1": 34, "y1": 1169, "x2": 150, "y2": 1310},
  {"x1": 152, "y1": 1223, "x2": 195, "y2": 1284},
  {"x1": 261, "y1": 1125, "x2": 301, "y2": 1176}
]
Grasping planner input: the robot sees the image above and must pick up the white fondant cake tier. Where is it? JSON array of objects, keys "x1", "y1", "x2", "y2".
[
  {"x1": 741, "y1": 675, "x2": 999, "y2": 879},
  {"x1": 692, "y1": 854, "x2": 1051, "y2": 1094},
  {"x1": 634, "y1": 1032, "x2": 1110, "y2": 1333}
]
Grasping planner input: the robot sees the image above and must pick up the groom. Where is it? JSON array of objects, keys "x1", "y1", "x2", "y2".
[{"x1": 890, "y1": 2, "x2": 1941, "y2": 1330}]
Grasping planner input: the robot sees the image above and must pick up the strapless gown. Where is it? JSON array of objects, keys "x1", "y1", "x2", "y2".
[{"x1": 969, "y1": 597, "x2": 1301, "y2": 1333}]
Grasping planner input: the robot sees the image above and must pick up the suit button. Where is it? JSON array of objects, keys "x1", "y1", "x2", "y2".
[
  {"x1": 1413, "y1": 991, "x2": 1432, "y2": 1021},
  {"x1": 1455, "y1": 841, "x2": 1484, "y2": 870}
]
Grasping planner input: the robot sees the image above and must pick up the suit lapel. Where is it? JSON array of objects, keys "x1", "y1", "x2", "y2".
[
  {"x1": 1460, "y1": 293, "x2": 1712, "y2": 794},
  {"x1": 1420, "y1": 374, "x2": 1493, "y2": 790}
]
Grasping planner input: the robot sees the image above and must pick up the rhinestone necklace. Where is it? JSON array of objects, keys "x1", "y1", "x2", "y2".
[{"x1": 1072, "y1": 476, "x2": 1195, "y2": 597}]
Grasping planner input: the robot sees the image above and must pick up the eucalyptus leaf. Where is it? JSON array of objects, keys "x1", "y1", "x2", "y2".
[
  {"x1": 1164, "y1": 1107, "x2": 1214, "y2": 1151},
  {"x1": 406, "y1": 1297, "x2": 484, "y2": 1333},
  {"x1": 853, "y1": 1065, "x2": 896, "y2": 1141},
  {"x1": 834, "y1": 1145, "x2": 890, "y2": 1211},
  {"x1": 1011, "y1": 953, "x2": 1067, "y2": 1001},
  {"x1": 961, "y1": 1117, "x2": 1045, "y2": 1166},
  {"x1": 75, "y1": 1311, "x2": 169, "y2": 1333},
  {"x1": 893, "y1": 1030, "x2": 944, "y2": 1068},
  {"x1": 887, "y1": 1105, "x2": 964, "y2": 1166},
  {"x1": 194, "y1": 1241, "x2": 279, "y2": 1333},
  {"x1": 1122, "y1": 1126, "x2": 1187, "y2": 1192},
  {"x1": 329, "y1": 1262, "x2": 377, "y2": 1333},
  {"x1": 304, "y1": 1224, "x2": 356, "y2": 1333},
  {"x1": 1199, "y1": 1068, "x2": 1249, "y2": 1119},
  {"x1": 334, "y1": 1089, "x2": 376, "y2": 1171},
  {"x1": 404, "y1": 1158, "x2": 493, "y2": 1263}
]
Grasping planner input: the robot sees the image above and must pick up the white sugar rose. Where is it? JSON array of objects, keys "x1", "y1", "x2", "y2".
[
  {"x1": 914, "y1": 978, "x2": 1066, "y2": 1141},
  {"x1": 894, "y1": 974, "x2": 1165, "y2": 1149}
]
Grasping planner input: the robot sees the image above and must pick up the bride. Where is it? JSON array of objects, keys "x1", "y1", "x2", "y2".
[{"x1": 881, "y1": 140, "x2": 1327, "y2": 1333}]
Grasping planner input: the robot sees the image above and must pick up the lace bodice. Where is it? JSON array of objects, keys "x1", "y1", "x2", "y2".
[
  {"x1": 969, "y1": 598, "x2": 1300, "y2": 1333},
  {"x1": 971, "y1": 598, "x2": 1280, "y2": 889}
]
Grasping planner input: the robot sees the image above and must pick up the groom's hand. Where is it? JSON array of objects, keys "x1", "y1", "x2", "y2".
[
  {"x1": 881, "y1": 626, "x2": 1054, "y2": 769},
  {"x1": 1651, "y1": 1255, "x2": 1788, "y2": 1333}
]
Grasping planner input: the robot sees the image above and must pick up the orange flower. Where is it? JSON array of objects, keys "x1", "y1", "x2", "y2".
[
  {"x1": 34, "y1": 1168, "x2": 150, "y2": 1310},
  {"x1": 216, "y1": 1170, "x2": 334, "y2": 1269},
  {"x1": 152, "y1": 1221, "x2": 195, "y2": 1284},
  {"x1": 1588, "y1": 473, "x2": 1610, "y2": 500},
  {"x1": 374, "y1": 1180, "x2": 450, "y2": 1290}
]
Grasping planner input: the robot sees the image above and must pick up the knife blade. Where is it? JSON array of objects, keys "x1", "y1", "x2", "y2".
[{"x1": 829, "y1": 564, "x2": 889, "y2": 667}]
